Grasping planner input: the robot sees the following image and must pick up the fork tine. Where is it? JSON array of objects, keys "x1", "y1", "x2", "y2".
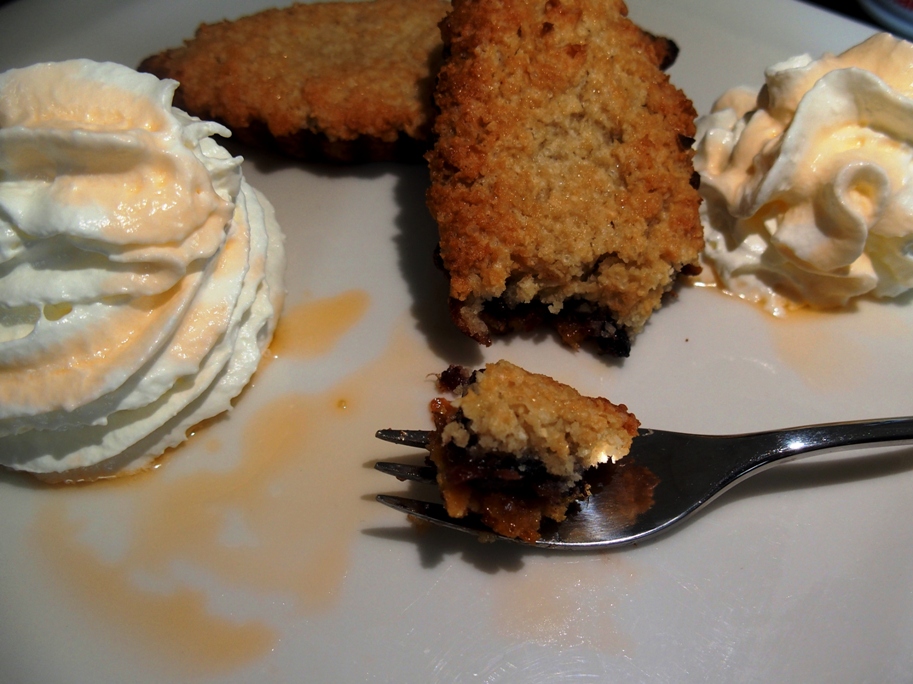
[
  {"x1": 375, "y1": 429, "x2": 432, "y2": 448},
  {"x1": 374, "y1": 461, "x2": 438, "y2": 485},
  {"x1": 375, "y1": 495, "x2": 497, "y2": 538}
]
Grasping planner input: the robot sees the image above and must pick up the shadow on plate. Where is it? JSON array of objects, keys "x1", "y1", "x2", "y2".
[
  {"x1": 388, "y1": 164, "x2": 485, "y2": 366},
  {"x1": 228, "y1": 142, "x2": 485, "y2": 364}
]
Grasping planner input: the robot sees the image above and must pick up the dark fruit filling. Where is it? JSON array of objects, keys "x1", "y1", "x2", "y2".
[
  {"x1": 427, "y1": 398, "x2": 589, "y2": 542},
  {"x1": 463, "y1": 296, "x2": 632, "y2": 357}
]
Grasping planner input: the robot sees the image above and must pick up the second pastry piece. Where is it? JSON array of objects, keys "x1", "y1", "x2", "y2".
[
  {"x1": 427, "y1": 0, "x2": 703, "y2": 356},
  {"x1": 140, "y1": 0, "x2": 450, "y2": 163}
]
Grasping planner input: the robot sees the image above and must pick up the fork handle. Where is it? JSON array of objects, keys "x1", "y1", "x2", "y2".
[
  {"x1": 735, "y1": 415, "x2": 913, "y2": 469},
  {"x1": 640, "y1": 416, "x2": 913, "y2": 474}
]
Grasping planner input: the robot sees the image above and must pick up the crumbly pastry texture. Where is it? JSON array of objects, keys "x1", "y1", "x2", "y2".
[
  {"x1": 139, "y1": 0, "x2": 450, "y2": 163},
  {"x1": 426, "y1": 0, "x2": 703, "y2": 356},
  {"x1": 428, "y1": 360, "x2": 639, "y2": 542}
]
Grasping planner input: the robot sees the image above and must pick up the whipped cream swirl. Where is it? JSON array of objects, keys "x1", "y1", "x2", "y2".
[
  {"x1": 0, "y1": 60, "x2": 285, "y2": 479},
  {"x1": 694, "y1": 33, "x2": 913, "y2": 313}
]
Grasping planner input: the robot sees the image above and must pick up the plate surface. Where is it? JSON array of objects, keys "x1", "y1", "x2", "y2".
[{"x1": 2, "y1": 1, "x2": 909, "y2": 683}]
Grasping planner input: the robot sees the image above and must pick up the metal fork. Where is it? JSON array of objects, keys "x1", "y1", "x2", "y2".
[{"x1": 374, "y1": 417, "x2": 913, "y2": 549}]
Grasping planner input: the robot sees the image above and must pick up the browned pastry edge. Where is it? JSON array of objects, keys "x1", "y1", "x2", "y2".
[
  {"x1": 642, "y1": 30, "x2": 680, "y2": 71},
  {"x1": 138, "y1": 53, "x2": 435, "y2": 165},
  {"x1": 191, "y1": 108, "x2": 433, "y2": 165}
]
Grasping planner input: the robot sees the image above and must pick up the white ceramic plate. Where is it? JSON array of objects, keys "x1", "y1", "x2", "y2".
[{"x1": 2, "y1": 1, "x2": 910, "y2": 682}]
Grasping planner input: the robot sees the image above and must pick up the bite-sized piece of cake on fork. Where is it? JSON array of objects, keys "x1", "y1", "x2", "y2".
[{"x1": 428, "y1": 360, "x2": 640, "y2": 542}]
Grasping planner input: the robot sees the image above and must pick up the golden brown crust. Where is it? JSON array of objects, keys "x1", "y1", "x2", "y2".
[
  {"x1": 139, "y1": 0, "x2": 450, "y2": 163},
  {"x1": 426, "y1": 0, "x2": 703, "y2": 351},
  {"x1": 443, "y1": 360, "x2": 639, "y2": 478}
]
